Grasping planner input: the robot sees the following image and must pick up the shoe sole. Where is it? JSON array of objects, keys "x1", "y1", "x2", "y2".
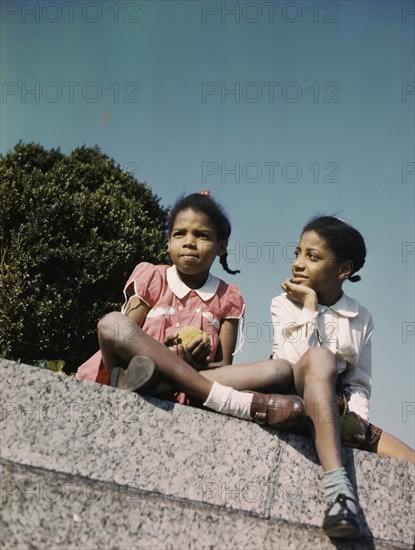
[
  {"x1": 324, "y1": 523, "x2": 361, "y2": 539},
  {"x1": 124, "y1": 356, "x2": 158, "y2": 393}
]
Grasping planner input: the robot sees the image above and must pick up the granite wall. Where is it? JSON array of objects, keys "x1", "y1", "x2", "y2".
[{"x1": 1, "y1": 358, "x2": 414, "y2": 549}]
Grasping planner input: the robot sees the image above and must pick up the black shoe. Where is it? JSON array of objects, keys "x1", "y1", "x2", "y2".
[
  {"x1": 322, "y1": 494, "x2": 361, "y2": 539},
  {"x1": 109, "y1": 357, "x2": 160, "y2": 392},
  {"x1": 123, "y1": 355, "x2": 161, "y2": 394}
]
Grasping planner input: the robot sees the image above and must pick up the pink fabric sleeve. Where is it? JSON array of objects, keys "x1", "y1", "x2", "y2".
[
  {"x1": 122, "y1": 262, "x2": 164, "y2": 310},
  {"x1": 221, "y1": 283, "x2": 245, "y2": 319}
]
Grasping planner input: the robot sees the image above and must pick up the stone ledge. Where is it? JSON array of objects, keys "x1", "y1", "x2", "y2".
[{"x1": 1, "y1": 358, "x2": 414, "y2": 549}]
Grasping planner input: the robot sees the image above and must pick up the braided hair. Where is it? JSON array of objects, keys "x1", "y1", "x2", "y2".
[
  {"x1": 302, "y1": 216, "x2": 366, "y2": 282},
  {"x1": 167, "y1": 193, "x2": 240, "y2": 275}
]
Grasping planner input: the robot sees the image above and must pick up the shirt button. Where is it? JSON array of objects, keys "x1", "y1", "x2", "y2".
[
  {"x1": 196, "y1": 308, "x2": 201, "y2": 313},
  {"x1": 178, "y1": 306, "x2": 184, "y2": 311},
  {"x1": 175, "y1": 322, "x2": 180, "y2": 328}
]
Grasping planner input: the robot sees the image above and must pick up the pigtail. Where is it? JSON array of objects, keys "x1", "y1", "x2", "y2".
[
  {"x1": 220, "y1": 252, "x2": 240, "y2": 275},
  {"x1": 348, "y1": 275, "x2": 361, "y2": 283}
]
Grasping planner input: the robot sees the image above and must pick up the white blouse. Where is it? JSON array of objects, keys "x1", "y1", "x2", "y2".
[{"x1": 270, "y1": 292, "x2": 373, "y2": 421}]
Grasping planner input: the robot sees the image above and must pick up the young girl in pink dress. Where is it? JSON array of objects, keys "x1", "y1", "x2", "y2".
[
  {"x1": 77, "y1": 190, "x2": 245, "y2": 399},
  {"x1": 78, "y1": 192, "x2": 304, "y2": 428}
]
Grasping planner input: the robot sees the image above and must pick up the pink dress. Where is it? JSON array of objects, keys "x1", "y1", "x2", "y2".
[{"x1": 77, "y1": 263, "x2": 245, "y2": 398}]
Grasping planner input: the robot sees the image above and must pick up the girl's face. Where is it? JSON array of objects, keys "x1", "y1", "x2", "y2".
[
  {"x1": 169, "y1": 208, "x2": 226, "y2": 282},
  {"x1": 291, "y1": 231, "x2": 350, "y2": 300}
]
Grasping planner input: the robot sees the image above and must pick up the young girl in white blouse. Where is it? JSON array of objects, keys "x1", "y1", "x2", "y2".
[{"x1": 271, "y1": 215, "x2": 414, "y2": 539}]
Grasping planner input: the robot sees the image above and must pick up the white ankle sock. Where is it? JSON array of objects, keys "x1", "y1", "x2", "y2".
[{"x1": 203, "y1": 381, "x2": 253, "y2": 420}]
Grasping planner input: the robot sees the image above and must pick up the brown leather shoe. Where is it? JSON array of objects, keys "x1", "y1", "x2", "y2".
[{"x1": 250, "y1": 393, "x2": 304, "y2": 430}]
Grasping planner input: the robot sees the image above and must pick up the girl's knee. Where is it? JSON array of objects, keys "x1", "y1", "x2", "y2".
[
  {"x1": 304, "y1": 347, "x2": 335, "y2": 366},
  {"x1": 97, "y1": 312, "x2": 134, "y2": 345},
  {"x1": 98, "y1": 312, "x2": 143, "y2": 355},
  {"x1": 268, "y1": 359, "x2": 293, "y2": 390},
  {"x1": 303, "y1": 348, "x2": 337, "y2": 380},
  {"x1": 98, "y1": 311, "x2": 119, "y2": 330},
  {"x1": 306, "y1": 347, "x2": 334, "y2": 361}
]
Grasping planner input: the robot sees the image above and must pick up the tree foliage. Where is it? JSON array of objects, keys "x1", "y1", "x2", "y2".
[{"x1": 0, "y1": 142, "x2": 169, "y2": 372}]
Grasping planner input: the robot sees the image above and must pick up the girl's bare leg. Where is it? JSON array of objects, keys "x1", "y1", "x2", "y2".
[
  {"x1": 98, "y1": 312, "x2": 304, "y2": 429},
  {"x1": 368, "y1": 431, "x2": 415, "y2": 463},
  {"x1": 98, "y1": 312, "x2": 212, "y2": 400},
  {"x1": 99, "y1": 312, "x2": 295, "y2": 397},
  {"x1": 201, "y1": 359, "x2": 294, "y2": 393},
  {"x1": 291, "y1": 347, "x2": 343, "y2": 472}
]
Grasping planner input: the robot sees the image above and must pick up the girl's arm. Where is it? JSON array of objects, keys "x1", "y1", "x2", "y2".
[
  {"x1": 338, "y1": 321, "x2": 372, "y2": 447},
  {"x1": 120, "y1": 262, "x2": 164, "y2": 327},
  {"x1": 208, "y1": 318, "x2": 240, "y2": 368},
  {"x1": 340, "y1": 311, "x2": 373, "y2": 423},
  {"x1": 170, "y1": 318, "x2": 240, "y2": 370},
  {"x1": 123, "y1": 295, "x2": 149, "y2": 327}
]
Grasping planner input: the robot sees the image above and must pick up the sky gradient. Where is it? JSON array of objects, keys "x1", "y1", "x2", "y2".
[{"x1": 1, "y1": 0, "x2": 414, "y2": 446}]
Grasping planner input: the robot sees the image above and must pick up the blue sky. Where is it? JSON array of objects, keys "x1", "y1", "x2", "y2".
[{"x1": 1, "y1": 0, "x2": 414, "y2": 446}]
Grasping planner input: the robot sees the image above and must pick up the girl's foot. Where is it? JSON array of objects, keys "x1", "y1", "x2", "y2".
[
  {"x1": 204, "y1": 381, "x2": 304, "y2": 429},
  {"x1": 250, "y1": 392, "x2": 304, "y2": 430},
  {"x1": 322, "y1": 494, "x2": 361, "y2": 539},
  {"x1": 113, "y1": 367, "x2": 304, "y2": 430},
  {"x1": 124, "y1": 355, "x2": 160, "y2": 392},
  {"x1": 110, "y1": 356, "x2": 167, "y2": 395}
]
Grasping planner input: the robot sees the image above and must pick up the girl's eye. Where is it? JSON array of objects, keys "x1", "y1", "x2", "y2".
[
  {"x1": 308, "y1": 254, "x2": 318, "y2": 261},
  {"x1": 194, "y1": 230, "x2": 211, "y2": 239},
  {"x1": 172, "y1": 230, "x2": 184, "y2": 237}
]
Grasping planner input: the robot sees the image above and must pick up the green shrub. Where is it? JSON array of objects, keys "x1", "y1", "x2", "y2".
[{"x1": 0, "y1": 142, "x2": 169, "y2": 372}]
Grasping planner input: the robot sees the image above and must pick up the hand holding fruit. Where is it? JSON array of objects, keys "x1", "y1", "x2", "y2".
[
  {"x1": 164, "y1": 326, "x2": 212, "y2": 370},
  {"x1": 340, "y1": 412, "x2": 367, "y2": 448}
]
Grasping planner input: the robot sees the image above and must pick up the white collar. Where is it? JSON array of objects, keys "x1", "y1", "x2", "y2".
[
  {"x1": 167, "y1": 265, "x2": 220, "y2": 301},
  {"x1": 320, "y1": 293, "x2": 359, "y2": 318}
]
